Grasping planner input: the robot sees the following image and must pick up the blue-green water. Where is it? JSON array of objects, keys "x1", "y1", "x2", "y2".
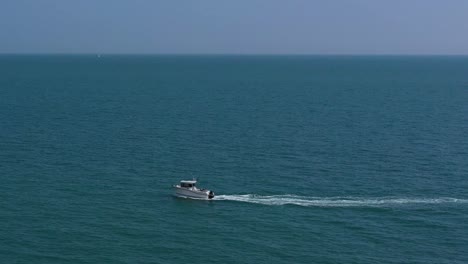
[{"x1": 1, "y1": 55, "x2": 468, "y2": 263}]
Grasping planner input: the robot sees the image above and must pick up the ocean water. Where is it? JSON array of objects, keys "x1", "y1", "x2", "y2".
[{"x1": 1, "y1": 55, "x2": 468, "y2": 263}]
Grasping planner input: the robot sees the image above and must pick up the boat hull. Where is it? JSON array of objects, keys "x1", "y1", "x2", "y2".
[{"x1": 174, "y1": 187, "x2": 214, "y2": 200}]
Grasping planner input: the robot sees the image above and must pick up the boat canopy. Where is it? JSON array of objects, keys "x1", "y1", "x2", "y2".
[{"x1": 180, "y1": 180, "x2": 197, "y2": 184}]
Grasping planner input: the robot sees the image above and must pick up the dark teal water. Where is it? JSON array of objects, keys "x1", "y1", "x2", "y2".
[{"x1": 1, "y1": 55, "x2": 468, "y2": 263}]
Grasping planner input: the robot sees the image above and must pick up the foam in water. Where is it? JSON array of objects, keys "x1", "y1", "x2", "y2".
[{"x1": 213, "y1": 194, "x2": 468, "y2": 207}]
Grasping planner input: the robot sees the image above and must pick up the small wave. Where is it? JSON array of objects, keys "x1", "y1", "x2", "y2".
[{"x1": 213, "y1": 194, "x2": 468, "y2": 207}]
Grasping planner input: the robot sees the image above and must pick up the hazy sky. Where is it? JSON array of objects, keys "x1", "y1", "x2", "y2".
[{"x1": 1, "y1": 0, "x2": 468, "y2": 54}]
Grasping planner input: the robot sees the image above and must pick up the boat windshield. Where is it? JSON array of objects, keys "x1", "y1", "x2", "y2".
[{"x1": 181, "y1": 183, "x2": 194, "y2": 188}]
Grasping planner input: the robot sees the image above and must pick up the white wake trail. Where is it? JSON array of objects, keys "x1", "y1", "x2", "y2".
[{"x1": 213, "y1": 194, "x2": 468, "y2": 207}]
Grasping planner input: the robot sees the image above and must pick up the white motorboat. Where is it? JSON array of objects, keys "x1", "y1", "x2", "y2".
[{"x1": 173, "y1": 180, "x2": 215, "y2": 200}]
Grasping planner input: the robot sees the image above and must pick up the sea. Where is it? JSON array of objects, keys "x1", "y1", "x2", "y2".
[{"x1": 1, "y1": 55, "x2": 467, "y2": 264}]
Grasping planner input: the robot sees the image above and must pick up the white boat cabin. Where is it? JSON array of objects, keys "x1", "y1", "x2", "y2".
[{"x1": 180, "y1": 180, "x2": 197, "y2": 188}]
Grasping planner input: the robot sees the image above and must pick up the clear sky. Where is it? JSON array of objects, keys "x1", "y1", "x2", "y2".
[{"x1": 1, "y1": 0, "x2": 468, "y2": 54}]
